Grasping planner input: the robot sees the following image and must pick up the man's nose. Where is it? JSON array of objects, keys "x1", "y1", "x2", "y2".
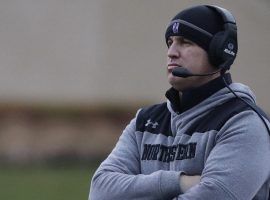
[{"x1": 167, "y1": 43, "x2": 180, "y2": 59}]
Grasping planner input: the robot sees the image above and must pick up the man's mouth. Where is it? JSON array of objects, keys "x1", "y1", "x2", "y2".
[{"x1": 167, "y1": 63, "x2": 182, "y2": 72}]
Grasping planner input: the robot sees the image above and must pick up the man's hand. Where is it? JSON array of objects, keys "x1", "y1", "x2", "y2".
[{"x1": 179, "y1": 174, "x2": 201, "y2": 193}]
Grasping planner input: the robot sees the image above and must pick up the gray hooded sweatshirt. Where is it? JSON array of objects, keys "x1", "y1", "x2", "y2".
[{"x1": 89, "y1": 81, "x2": 270, "y2": 200}]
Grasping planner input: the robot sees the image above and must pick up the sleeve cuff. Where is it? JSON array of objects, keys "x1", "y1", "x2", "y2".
[{"x1": 159, "y1": 171, "x2": 183, "y2": 198}]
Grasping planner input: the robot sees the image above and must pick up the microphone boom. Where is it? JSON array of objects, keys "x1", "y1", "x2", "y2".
[{"x1": 172, "y1": 67, "x2": 221, "y2": 78}]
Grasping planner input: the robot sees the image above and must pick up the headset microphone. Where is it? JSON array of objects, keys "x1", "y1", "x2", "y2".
[{"x1": 172, "y1": 67, "x2": 221, "y2": 78}]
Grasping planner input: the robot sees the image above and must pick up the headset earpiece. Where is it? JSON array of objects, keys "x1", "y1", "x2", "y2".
[
  {"x1": 206, "y1": 5, "x2": 238, "y2": 70},
  {"x1": 209, "y1": 31, "x2": 227, "y2": 68}
]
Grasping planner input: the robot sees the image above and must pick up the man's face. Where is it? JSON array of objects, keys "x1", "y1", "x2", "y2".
[{"x1": 166, "y1": 36, "x2": 219, "y2": 91}]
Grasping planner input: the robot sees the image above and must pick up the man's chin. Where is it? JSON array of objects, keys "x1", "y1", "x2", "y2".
[
  {"x1": 168, "y1": 81, "x2": 182, "y2": 91},
  {"x1": 168, "y1": 75, "x2": 184, "y2": 85},
  {"x1": 168, "y1": 78, "x2": 192, "y2": 91}
]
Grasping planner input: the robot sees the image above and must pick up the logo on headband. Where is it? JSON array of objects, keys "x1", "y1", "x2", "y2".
[{"x1": 172, "y1": 22, "x2": 180, "y2": 34}]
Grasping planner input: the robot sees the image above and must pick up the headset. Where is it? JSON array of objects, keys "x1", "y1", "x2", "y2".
[{"x1": 206, "y1": 5, "x2": 238, "y2": 71}]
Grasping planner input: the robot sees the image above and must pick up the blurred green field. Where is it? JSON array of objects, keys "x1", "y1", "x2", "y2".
[{"x1": 0, "y1": 164, "x2": 98, "y2": 200}]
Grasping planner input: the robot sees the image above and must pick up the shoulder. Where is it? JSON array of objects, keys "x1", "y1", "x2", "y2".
[
  {"x1": 205, "y1": 97, "x2": 252, "y2": 131},
  {"x1": 137, "y1": 102, "x2": 168, "y2": 119},
  {"x1": 186, "y1": 97, "x2": 269, "y2": 135},
  {"x1": 136, "y1": 102, "x2": 173, "y2": 136},
  {"x1": 215, "y1": 98, "x2": 270, "y2": 141}
]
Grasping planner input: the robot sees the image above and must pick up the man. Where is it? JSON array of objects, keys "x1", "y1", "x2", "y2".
[{"x1": 89, "y1": 5, "x2": 270, "y2": 200}]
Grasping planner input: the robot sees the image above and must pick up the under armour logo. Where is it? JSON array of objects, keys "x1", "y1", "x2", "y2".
[
  {"x1": 145, "y1": 119, "x2": 159, "y2": 129},
  {"x1": 172, "y1": 22, "x2": 180, "y2": 34}
]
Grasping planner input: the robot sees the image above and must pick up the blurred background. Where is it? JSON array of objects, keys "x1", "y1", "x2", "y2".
[{"x1": 0, "y1": 0, "x2": 269, "y2": 199}]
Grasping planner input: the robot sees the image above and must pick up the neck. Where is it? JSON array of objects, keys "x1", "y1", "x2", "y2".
[{"x1": 166, "y1": 73, "x2": 232, "y2": 113}]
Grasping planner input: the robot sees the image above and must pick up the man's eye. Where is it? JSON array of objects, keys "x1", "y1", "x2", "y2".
[
  {"x1": 167, "y1": 39, "x2": 173, "y2": 47},
  {"x1": 182, "y1": 39, "x2": 193, "y2": 45}
]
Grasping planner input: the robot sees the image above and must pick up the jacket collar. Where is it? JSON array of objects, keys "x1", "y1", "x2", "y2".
[{"x1": 165, "y1": 73, "x2": 232, "y2": 113}]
